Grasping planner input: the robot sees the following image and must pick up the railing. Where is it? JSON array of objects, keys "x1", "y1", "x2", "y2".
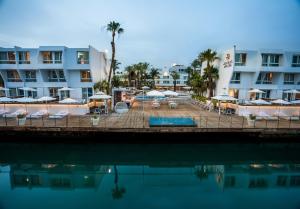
[
  {"x1": 1, "y1": 113, "x2": 299, "y2": 129},
  {"x1": 7, "y1": 78, "x2": 22, "y2": 82},
  {"x1": 0, "y1": 60, "x2": 16, "y2": 64},
  {"x1": 19, "y1": 60, "x2": 30, "y2": 64},
  {"x1": 81, "y1": 78, "x2": 92, "y2": 82},
  {"x1": 43, "y1": 60, "x2": 62, "y2": 64}
]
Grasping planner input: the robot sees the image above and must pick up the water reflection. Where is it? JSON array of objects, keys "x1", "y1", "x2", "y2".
[{"x1": 0, "y1": 144, "x2": 300, "y2": 209}]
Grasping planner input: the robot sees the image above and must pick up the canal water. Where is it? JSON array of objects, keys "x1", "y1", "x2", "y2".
[{"x1": 0, "y1": 143, "x2": 300, "y2": 209}]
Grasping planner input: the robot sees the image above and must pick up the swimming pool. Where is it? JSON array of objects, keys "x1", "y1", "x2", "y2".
[{"x1": 149, "y1": 117, "x2": 197, "y2": 127}]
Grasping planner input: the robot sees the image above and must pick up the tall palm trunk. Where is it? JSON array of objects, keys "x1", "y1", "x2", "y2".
[
  {"x1": 174, "y1": 81, "x2": 177, "y2": 92},
  {"x1": 108, "y1": 33, "x2": 116, "y2": 93}
]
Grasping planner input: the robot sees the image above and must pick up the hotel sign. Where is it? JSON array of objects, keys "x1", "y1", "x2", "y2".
[{"x1": 223, "y1": 53, "x2": 233, "y2": 68}]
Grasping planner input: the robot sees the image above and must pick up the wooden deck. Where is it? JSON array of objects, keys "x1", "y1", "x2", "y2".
[{"x1": 1, "y1": 101, "x2": 300, "y2": 129}]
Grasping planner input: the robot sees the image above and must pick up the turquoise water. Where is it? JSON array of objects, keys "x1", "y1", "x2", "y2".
[
  {"x1": 0, "y1": 143, "x2": 300, "y2": 209},
  {"x1": 149, "y1": 117, "x2": 197, "y2": 127}
]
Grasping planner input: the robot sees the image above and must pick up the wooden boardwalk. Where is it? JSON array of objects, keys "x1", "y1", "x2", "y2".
[{"x1": 1, "y1": 101, "x2": 300, "y2": 129}]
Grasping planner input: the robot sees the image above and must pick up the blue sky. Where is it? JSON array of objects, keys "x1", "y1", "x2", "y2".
[{"x1": 0, "y1": 0, "x2": 300, "y2": 69}]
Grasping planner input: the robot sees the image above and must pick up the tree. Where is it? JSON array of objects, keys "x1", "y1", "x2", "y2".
[
  {"x1": 111, "y1": 76, "x2": 121, "y2": 88},
  {"x1": 191, "y1": 59, "x2": 202, "y2": 71},
  {"x1": 199, "y1": 49, "x2": 219, "y2": 98},
  {"x1": 112, "y1": 60, "x2": 121, "y2": 76},
  {"x1": 203, "y1": 66, "x2": 219, "y2": 98},
  {"x1": 106, "y1": 21, "x2": 124, "y2": 93},
  {"x1": 125, "y1": 66, "x2": 136, "y2": 87},
  {"x1": 112, "y1": 165, "x2": 126, "y2": 200},
  {"x1": 134, "y1": 62, "x2": 149, "y2": 89},
  {"x1": 94, "y1": 80, "x2": 109, "y2": 94},
  {"x1": 170, "y1": 71, "x2": 180, "y2": 92},
  {"x1": 149, "y1": 68, "x2": 160, "y2": 89}
]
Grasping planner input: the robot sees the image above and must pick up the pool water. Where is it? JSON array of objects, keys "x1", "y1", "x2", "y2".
[
  {"x1": 149, "y1": 117, "x2": 197, "y2": 127},
  {"x1": 0, "y1": 143, "x2": 300, "y2": 209},
  {"x1": 134, "y1": 96, "x2": 165, "y2": 101}
]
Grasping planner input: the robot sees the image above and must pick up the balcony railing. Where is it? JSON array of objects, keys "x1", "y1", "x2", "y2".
[
  {"x1": 256, "y1": 80, "x2": 273, "y2": 85},
  {"x1": 48, "y1": 78, "x2": 66, "y2": 82},
  {"x1": 7, "y1": 78, "x2": 22, "y2": 82},
  {"x1": 77, "y1": 60, "x2": 89, "y2": 64},
  {"x1": 81, "y1": 78, "x2": 92, "y2": 82},
  {"x1": 284, "y1": 81, "x2": 295, "y2": 85},
  {"x1": 230, "y1": 80, "x2": 241, "y2": 84},
  {"x1": 25, "y1": 78, "x2": 37, "y2": 82},
  {"x1": 262, "y1": 63, "x2": 279, "y2": 67},
  {"x1": 292, "y1": 63, "x2": 300, "y2": 67},
  {"x1": 0, "y1": 60, "x2": 16, "y2": 64},
  {"x1": 43, "y1": 60, "x2": 62, "y2": 64},
  {"x1": 19, "y1": 60, "x2": 31, "y2": 64},
  {"x1": 235, "y1": 62, "x2": 246, "y2": 66}
]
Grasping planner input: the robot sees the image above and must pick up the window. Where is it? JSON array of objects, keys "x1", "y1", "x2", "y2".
[
  {"x1": 18, "y1": 51, "x2": 30, "y2": 64},
  {"x1": 163, "y1": 76, "x2": 169, "y2": 79},
  {"x1": 183, "y1": 76, "x2": 188, "y2": 80},
  {"x1": 292, "y1": 55, "x2": 300, "y2": 67},
  {"x1": 8, "y1": 88, "x2": 24, "y2": 97},
  {"x1": 248, "y1": 178, "x2": 268, "y2": 188},
  {"x1": 235, "y1": 53, "x2": 247, "y2": 66},
  {"x1": 176, "y1": 81, "x2": 180, "y2": 84},
  {"x1": 25, "y1": 71, "x2": 37, "y2": 82},
  {"x1": 0, "y1": 51, "x2": 16, "y2": 64},
  {"x1": 60, "y1": 90, "x2": 70, "y2": 100},
  {"x1": 82, "y1": 87, "x2": 93, "y2": 102},
  {"x1": 77, "y1": 51, "x2": 89, "y2": 64},
  {"x1": 48, "y1": 70, "x2": 65, "y2": 82},
  {"x1": 230, "y1": 72, "x2": 241, "y2": 84},
  {"x1": 256, "y1": 72, "x2": 273, "y2": 84},
  {"x1": 261, "y1": 90, "x2": 271, "y2": 99},
  {"x1": 7, "y1": 70, "x2": 22, "y2": 82},
  {"x1": 49, "y1": 87, "x2": 59, "y2": 98},
  {"x1": 27, "y1": 88, "x2": 37, "y2": 98},
  {"x1": 156, "y1": 81, "x2": 160, "y2": 84},
  {"x1": 42, "y1": 51, "x2": 62, "y2": 64},
  {"x1": 262, "y1": 54, "x2": 280, "y2": 67},
  {"x1": 80, "y1": 71, "x2": 92, "y2": 82},
  {"x1": 163, "y1": 81, "x2": 170, "y2": 84},
  {"x1": 284, "y1": 73, "x2": 295, "y2": 85}
]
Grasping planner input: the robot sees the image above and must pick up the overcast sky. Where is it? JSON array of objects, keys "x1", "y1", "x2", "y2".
[{"x1": 0, "y1": 0, "x2": 300, "y2": 69}]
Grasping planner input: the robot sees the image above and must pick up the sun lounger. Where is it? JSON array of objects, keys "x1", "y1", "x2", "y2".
[
  {"x1": 3, "y1": 109, "x2": 27, "y2": 118},
  {"x1": 30, "y1": 110, "x2": 48, "y2": 119},
  {"x1": 49, "y1": 111, "x2": 68, "y2": 119}
]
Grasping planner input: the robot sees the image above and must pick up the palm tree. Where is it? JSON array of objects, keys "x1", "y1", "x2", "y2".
[
  {"x1": 170, "y1": 71, "x2": 180, "y2": 92},
  {"x1": 190, "y1": 71, "x2": 206, "y2": 96},
  {"x1": 199, "y1": 49, "x2": 219, "y2": 98},
  {"x1": 203, "y1": 66, "x2": 219, "y2": 98},
  {"x1": 125, "y1": 66, "x2": 136, "y2": 87},
  {"x1": 191, "y1": 59, "x2": 202, "y2": 71},
  {"x1": 106, "y1": 21, "x2": 124, "y2": 92},
  {"x1": 94, "y1": 80, "x2": 109, "y2": 94},
  {"x1": 149, "y1": 68, "x2": 160, "y2": 89},
  {"x1": 112, "y1": 165, "x2": 126, "y2": 200},
  {"x1": 112, "y1": 60, "x2": 121, "y2": 76},
  {"x1": 135, "y1": 62, "x2": 149, "y2": 89},
  {"x1": 111, "y1": 76, "x2": 121, "y2": 88}
]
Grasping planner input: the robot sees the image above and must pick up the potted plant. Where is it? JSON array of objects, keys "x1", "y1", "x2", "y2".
[
  {"x1": 91, "y1": 114, "x2": 100, "y2": 126},
  {"x1": 17, "y1": 113, "x2": 27, "y2": 126},
  {"x1": 246, "y1": 114, "x2": 256, "y2": 126}
]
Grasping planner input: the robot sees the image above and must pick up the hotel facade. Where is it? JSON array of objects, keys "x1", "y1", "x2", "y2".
[
  {"x1": 0, "y1": 46, "x2": 109, "y2": 102},
  {"x1": 212, "y1": 47, "x2": 300, "y2": 101},
  {"x1": 155, "y1": 65, "x2": 189, "y2": 90}
]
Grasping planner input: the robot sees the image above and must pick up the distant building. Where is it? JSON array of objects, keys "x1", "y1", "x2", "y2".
[
  {"x1": 155, "y1": 64, "x2": 189, "y2": 90},
  {"x1": 209, "y1": 46, "x2": 300, "y2": 101},
  {"x1": 0, "y1": 46, "x2": 109, "y2": 102}
]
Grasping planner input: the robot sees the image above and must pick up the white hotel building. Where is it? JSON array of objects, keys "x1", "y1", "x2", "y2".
[
  {"x1": 0, "y1": 46, "x2": 109, "y2": 102},
  {"x1": 155, "y1": 65, "x2": 189, "y2": 90},
  {"x1": 212, "y1": 47, "x2": 300, "y2": 101}
]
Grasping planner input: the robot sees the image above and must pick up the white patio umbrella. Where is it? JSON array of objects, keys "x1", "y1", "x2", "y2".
[
  {"x1": 89, "y1": 94, "x2": 112, "y2": 114},
  {"x1": 271, "y1": 99, "x2": 291, "y2": 117},
  {"x1": 95, "y1": 91, "x2": 105, "y2": 95},
  {"x1": 59, "y1": 98, "x2": 80, "y2": 104},
  {"x1": 163, "y1": 90, "x2": 179, "y2": 97},
  {"x1": 142, "y1": 86, "x2": 150, "y2": 90},
  {"x1": 19, "y1": 87, "x2": 37, "y2": 97},
  {"x1": 284, "y1": 89, "x2": 300, "y2": 101},
  {"x1": 146, "y1": 90, "x2": 165, "y2": 97},
  {"x1": 15, "y1": 97, "x2": 37, "y2": 113},
  {"x1": 251, "y1": 99, "x2": 271, "y2": 116},
  {"x1": 248, "y1": 89, "x2": 265, "y2": 100},
  {"x1": 58, "y1": 87, "x2": 75, "y2": 100},
  {"x1": 38, "y1": 96, "x2": 56, "y2": 113},
  {"x1": 212, "y1": 94, "x2": 238, "y2": 115}
]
